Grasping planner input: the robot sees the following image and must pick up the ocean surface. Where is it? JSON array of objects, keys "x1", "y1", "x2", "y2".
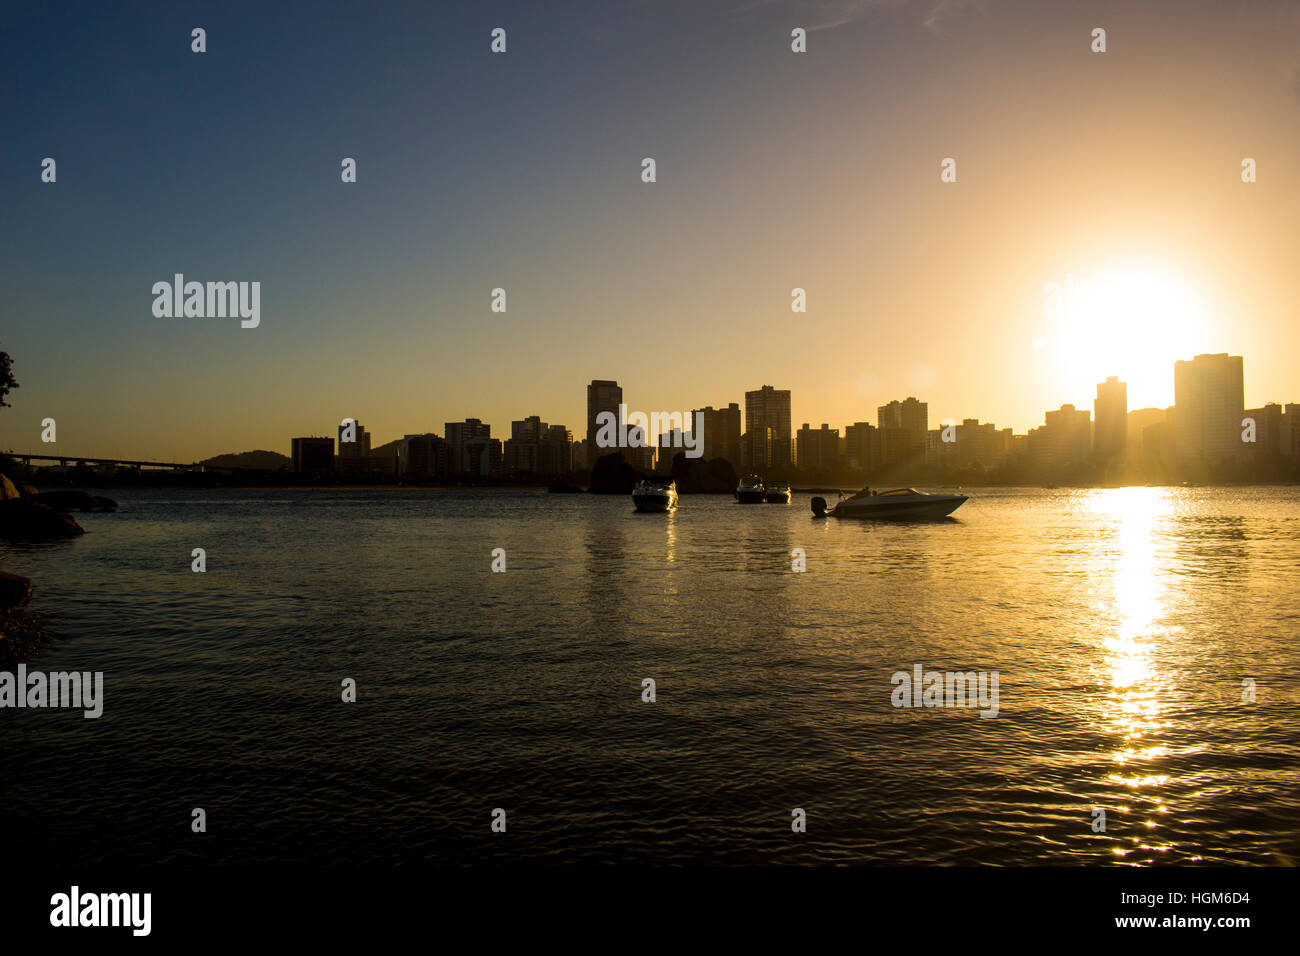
[{"x1": 2, "y1": 485, "x2": 1298, "y2": 866}]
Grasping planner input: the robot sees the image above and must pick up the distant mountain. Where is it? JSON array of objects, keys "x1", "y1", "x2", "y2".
[
  {"x1": 369, "y1": 439, "x2": 400, "y2": 461},
  {"x1": 201, "y1": 450, "x2": 292, "y2": 470}
]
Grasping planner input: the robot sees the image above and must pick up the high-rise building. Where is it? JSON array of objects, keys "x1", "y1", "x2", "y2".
[
  {"x1": 337, "y1": 418, "x2": 370, "y2": 458},
  {"x1": 741, "y1": 426, "x2": 776, "y2": 472},
  {"x1": 691, "y1": 403, "x2": 742, "y2": 466},
  {"x1": 586, "y1": 380, "x2": 623, "y2": 469},
  {"x1": 1126, "y1": 407, "x2": 1168, "y2": 464},
  {"x1": 399, "y1": 433, "x2": 448, "y2": 478},
  {"x1": 1029, "y1": 404, "x2": 1091, "y2": 474},
  {"x1": 1094, "y1": 376, "x2": 1127, "y2": 465},
  {"x1": 539, "y1": 425, "x2": 573, "y2": 476},
  {"x1": 796, "y1": 423, "x2": 839, "y2": 471},
  {"x1": 844, "y1": 422, "x2": 878, "y2": 473},
  {"x1": 1243, "y1": 403, "x2": 1285, "y2": 458},
  {"x1": 291, "y1": 437, "x2": 335, "y2": 473},
  {"x1": 445, "y1": 418, "x2": 491, "y2": 475},
  {"x1": 1173, "y1": 353, "x2": 1244, "y2": 464},
  {"x1": 877, "y1": 397, "x2": 928, "y2": 464},
  {"x1": 1285, "y1": 405, "x2": 1300, "y2": 459},
  {"x1": 745, "y1": 385, "x2": 792, "y2": 469},
  {"x1": 953, "y1": 419, "x2": 1003, "y2": 469},
  {"x1": 464, "y1": 435, "x2": 503, "y2": 478},
  {"x1": 504, "y1": 415, "x2": 546, "y2": 474}
]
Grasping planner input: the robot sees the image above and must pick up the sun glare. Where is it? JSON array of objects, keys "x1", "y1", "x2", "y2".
[{"x1": 1044, "y1": 268, "x2": 1214, "y2": 410}]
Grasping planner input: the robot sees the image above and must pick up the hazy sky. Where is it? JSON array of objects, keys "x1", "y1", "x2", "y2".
[{"x1": 2, "y1": 0, "x2": 1298, "y2": 460}]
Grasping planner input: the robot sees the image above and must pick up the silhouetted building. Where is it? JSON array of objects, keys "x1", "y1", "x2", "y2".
[
  {"x1": 1029, "y1": 404, "x2": 1091, "y2": 475},
  {"x1": 1094, "y1": 377, "x2": 1127, "y2": 467},
  {"x1": 1126, "y1": 407, "x2": 1167, "y2": 464},
  {"x1": 586, "y1": 380, "x2": 623, "y2": 469},
  {"x1": 504, "y1": 415, "x2": 546, "y2": 473},
  {"x1": 844, "y1": 422, "x2": 879, "y2": 472},
  {"x1": 1244, "y1": 403, "x2": 1284, "y2": 458},
  {"x1": 954, "y1": 419, "x2": 1004, "y2": 469},
  {"x1": 745, "y1": 385, "x2": 792, "y2": 469},
  {"x1": 878, "y1": 397, "x2": 928, "y2": 465},
  {"x1": 1143, "y1": 419, "x2": 1175, "y2": 474},
  {"x1": 446, "y1": 418, "x2": 491, "y2": 475},
  {"x1": 399, "y1": 433, "x2": 448, "y2": 478},
  {"x1": 692, "y1": 403, "x2": 741, "y2": 466},
  {"x1": 1173, "y1": 353, "x2": 1244, "y2": 465},
  {"x1": 464, "y1": 434, "x2": 503, "y2": 478},
  {"x1": 539, "y1": 425, "x2": 573, "y2": 475},
  {"x1": 742, "y1": 426, "x2": 778, "y2": 472},
  {"x1": 291, "y1": 437, "x2": 334, "y2": 473},
  {"x1": 796, "y1": 423, "x2": 839, "y2": 471},
  {"x1": 338, "y1": 419, "x2": 370, "y2": 458}
]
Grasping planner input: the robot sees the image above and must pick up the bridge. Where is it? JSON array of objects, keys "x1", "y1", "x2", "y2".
[{"x1": 8, "y1": 453, "x2": 204, "y2": 471}]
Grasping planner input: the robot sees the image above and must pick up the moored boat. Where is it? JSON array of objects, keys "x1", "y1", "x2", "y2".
[
  {"x1": 763, "y1": 481, "x2": 791, "y2": 504},
  {"x1": 812, "y1": 487, "x2": 967, "y2": 520},
  {"x1": 735, "y1": 475, "x2": 766, "y2": 503},
  {"x1": 632, "y1": 478, "x2": 678, "y2": 512}
]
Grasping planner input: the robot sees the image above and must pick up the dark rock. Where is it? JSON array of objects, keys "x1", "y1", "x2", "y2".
[
  {"x1": 0, "y1": 475, "x2": 18, "y2": 501},
  {"x1": 29, "y1": 490, "x2": 97, "y2": 513},
  {"x1": 92, "y1": 495, "x2": 118, "y2": 512},
  {"x1": 670, "y1": 455, "x2": 739, "y2": 493},
  {"x1": 0, "y1": 499, "x2": 86, "y2": 539},
  {"x1": 0, "y1": 570, "x2": 33, "y2": 610},
  {"x1": 587, "y1": 452, "x2": 641, "y2": 495}
]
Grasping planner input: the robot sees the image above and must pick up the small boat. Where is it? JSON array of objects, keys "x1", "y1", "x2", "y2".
[
  {"x1": 763, "y1": 481, "x2": 791, "y2": 504},
  {"x1": 632, "y1": 478, "x2": 678, "y2": 512},
  {"x1": 812, "y1": 487, "x2": 967, "y2": 520},
  {"x1": 736, "y1": 475, "x2": 766, "y2": 503}
]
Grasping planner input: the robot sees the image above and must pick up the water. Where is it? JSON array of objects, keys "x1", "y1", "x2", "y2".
[{"x1": 2, "y1": 486, "x2": 1298, "y2": 865}]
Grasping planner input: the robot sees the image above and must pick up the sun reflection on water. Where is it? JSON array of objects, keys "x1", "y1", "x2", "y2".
[{"x1": 1086, "y1": 488, "x2": 1176, "y2": 856}]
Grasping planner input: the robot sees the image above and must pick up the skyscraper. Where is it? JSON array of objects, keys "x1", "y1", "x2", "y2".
[
  {"x1": 691, "y1": 403, "x2": 742, "y2": 466},
  {"x1": 445, "y1": 418, "x2": 491, "y2": 475},
  {"x1": 337, "y1": 418, "x2": 370, "y2": 458},
  {"x1": 504, "y1": 415, "x2": 546, "y2": 473},
  {"x1": 586, "y1": 379, "x2": 623, "y2": 469},
  {"x1": 744, "y1": 385, "x2": 792, "y2": 469},
  {"x1": 844, "y1": 422, "x2": 879, "y2": 472},
  {"x1": 398, "y1": 434, "x2": 448, "y2": 478},
  {"x1": 1029, "y1": 404, "x2": 1091, "y2": 474},
  {"x1": 877, "y1": 397, "x2": 928, "y2": 466},
  {"x1": 1094, "y1": 376, "x2": 1127, "y2": 465},
  {"x1": 1173, "y1": 353, "x2": 1244, "y2": 464},
  {"x1": 796, "y1": 423, "x2": 840, "y2": 471}
]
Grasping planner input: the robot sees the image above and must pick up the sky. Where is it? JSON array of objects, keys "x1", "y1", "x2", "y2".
[{"x1": 2, "y1": 0, "x2": 1298, "y2": 460}]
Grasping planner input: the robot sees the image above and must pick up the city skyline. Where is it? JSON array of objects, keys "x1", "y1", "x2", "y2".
[
  {"x1": 255, "y1": 352, "x2": 1294, "y2": 484},
  {"x1": 4, "y1": 0, "x2": 1300, "y2": 460}
]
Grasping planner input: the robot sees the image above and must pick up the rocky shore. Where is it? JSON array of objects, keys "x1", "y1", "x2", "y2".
[{"x1": 0, "y1": 474, "x2": 117, "y2": 663}]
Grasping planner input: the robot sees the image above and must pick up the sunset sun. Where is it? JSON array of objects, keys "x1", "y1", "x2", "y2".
[{"x1": 1045, "y1": 266, "x2": 1214, "y2": 409}]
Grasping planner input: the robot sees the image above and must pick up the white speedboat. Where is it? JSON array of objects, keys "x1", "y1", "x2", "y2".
[
  {"x1": 764, "y1": 481, "x2": 792, "y2": 504},
  {"x1": 813, "y1": 487, "x2": 967, "y2": 519},
  {"x1": 633, "y1": 479, "x2": 678, "y2": 512},
  {"x1": 736, "y1": 475, "x2": 766, "y2": 503}
]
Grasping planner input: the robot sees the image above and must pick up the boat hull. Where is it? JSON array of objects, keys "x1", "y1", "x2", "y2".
[
  {"x1": 763, "y1": 491, "x2": 791, "y2": 504},
  {"x1": 633, "y1": 492, "x2": 677, "y2": 512},
  {"x1": 736, "y1": 490, "x2": 766, "y2": 504},
  {"x1": 831, "y1": 495, "x2": 967, "y2": 520}
]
